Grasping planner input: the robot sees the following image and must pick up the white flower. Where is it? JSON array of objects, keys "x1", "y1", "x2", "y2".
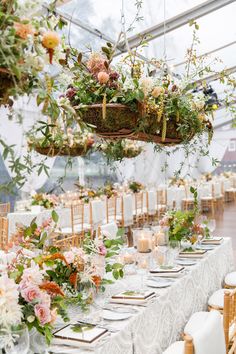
[
  {"x1": 139, "y1": 77, "x2": 153, "y2": 95},
  {"x1": 20, "y1": 261, "x2": 44, "y2": 287},
  {"x1": 0, "y1": 275, "x2": 22, "y2": 329}
]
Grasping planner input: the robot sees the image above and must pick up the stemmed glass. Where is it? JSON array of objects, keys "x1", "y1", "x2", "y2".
[
  {"x1": 4, "y1": 325, "x2": 29, "y2": 354},
  {"x1": 137, "y1": 254, "x2": 149, "y2": 293},
  {"x1": 208, "y1": 219, "x2": 216, "y2": 238},
  {"x1": 167, "y1": 240, "x2": 180, "y2": 267}
]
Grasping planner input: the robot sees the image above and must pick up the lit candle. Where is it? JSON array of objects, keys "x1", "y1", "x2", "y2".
[
  {"x1": 137, "y1": 236, "x2": 150, "y2": 253},
  {"x1": 123, "y1": 253, "x2": 134, "y2": 264}
]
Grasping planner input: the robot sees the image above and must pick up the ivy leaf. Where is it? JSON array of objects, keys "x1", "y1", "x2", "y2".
[{"x1": 51, "y1": 210, "x2": 59, "y2": 223}]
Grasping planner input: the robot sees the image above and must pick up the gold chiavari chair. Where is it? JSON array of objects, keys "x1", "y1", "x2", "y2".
[
  {"x1": 155, "y1": 189, "x2": 167, "y2": 220},
  {"x1": 53, "y1": 202, "x2": 89, "y2": 247},
  {"x1": 0, "y1": 217, "x2": 8, "y2": 250},
  {"x1": 133, "y1": 192, "x2": 144, "y2": 226},
  {"x1": 0, "y1": 202, "x2": 10, "y2": 217},
  {"x1": 52, "y1": 233, "x2": 82, "y2": 249},
  {"x1": 106, "y1": 196, "x2": 117, "y2": 224},
  {"x1": 208, "y1": 289, "x2": 236, "y2": 353},
  {"x1": 212, "y1": 183, "x2": 224, "y2": 214}
]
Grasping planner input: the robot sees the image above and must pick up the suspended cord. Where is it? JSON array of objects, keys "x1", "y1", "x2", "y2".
[
  {"x1": 120, "y1": 0, "x2": 132, "y2": 56},
  {"x1": 163, "y1": 0, "x2": 167, "y2": 61}
]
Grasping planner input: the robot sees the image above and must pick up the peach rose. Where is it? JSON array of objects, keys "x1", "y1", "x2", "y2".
[
  {"x1": 97, "y1": 71, "x2": 109, "y2": 84},
  {"x1": 34, "y1": 304, "x2": 51, "y2": 325},
  {"x1": 14, "y1": 22, "x2": 34, "y2": 40},
  {"x1": 152, "y1": 86, "x2": 164, "y2": 98}
]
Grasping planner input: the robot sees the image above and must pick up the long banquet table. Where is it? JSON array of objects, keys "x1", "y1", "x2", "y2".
[{"x1": 49, "y1": 238, "x2": 234, "y2": 354}]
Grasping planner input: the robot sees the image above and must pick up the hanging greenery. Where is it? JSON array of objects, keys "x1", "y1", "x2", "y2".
[
  {"x1": 96, "y1": 139, "x2": 143, "y2": 162},
  {"x1": 0, "y1": 0, "x2": 62, "y2": 106}
]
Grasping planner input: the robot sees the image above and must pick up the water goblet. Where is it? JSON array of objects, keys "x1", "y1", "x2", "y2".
[{"x1": 208, "y1": 219, "x2": 216, "y2": 237}]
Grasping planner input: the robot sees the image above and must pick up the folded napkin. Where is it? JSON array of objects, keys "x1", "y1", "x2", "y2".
[
  {"x1": 202, "y1": 237, "x2": 223, "y2": 245},
  {"x1": 110, "y1": 290, "x2": 156, "y2": 305},
  {"x1": 150, "y1": 266, "x2": 184, "y2": 274},
  {"x1": 179, "y1": 250, "x2": 207, "y2": 258}
]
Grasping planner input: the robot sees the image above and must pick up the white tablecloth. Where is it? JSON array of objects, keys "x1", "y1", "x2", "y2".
[
  {"x1": 50, "y1": 238, "x2": 234, "y2": 354},
  {"x1": 8, "y1": 208, "x2": 71, "y2": 237}
]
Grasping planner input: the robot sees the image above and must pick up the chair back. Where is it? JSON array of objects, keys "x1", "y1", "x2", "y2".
[
  {"x1": 156, "y1": 189, "x2": 166, "y2": 205},
  {"x1": 71, "y1": 202, "x2": 84, "y2": 235},
  {"x1": 0, "y1": 217, "x2": 8, "y2": 250},
  {"x1": 120, "y1": 194, "x2": 133, "y2": 227},
  {"x1": 184, "y1": 310, "x2": 226, "y2": 354},
  {"x1": 223, "y1": 289, "x2": 236, "y2": 353},
  {"x1": 52, "y1": 233, "x2": 82, "y2": 248},
  {"x1": 0, "y1": 202, "x2": 10, "y2": 217},
  {"x1": 89, "y1": 199, "x2": 105, "y2": 230},
  {"x1": 97, "y1": 222, "x2": 118, "y2": 240},
  {"x1": 106, "y1": 196, "x2": 117, "y2": 223},
  {"x1": 146, "y1": 191, "x2": 156, "y2": 215},
  {"x1": 134, "y1": 192, "x2": 144, "y2": 216}
]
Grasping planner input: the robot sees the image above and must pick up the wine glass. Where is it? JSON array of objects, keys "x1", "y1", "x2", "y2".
[
  {"x1": 208, "y1": 219, "x2": 216, "y2": 237},
  {"x1": 137, "y1": 254, "x2": 149, "y2": 293},
  {"x1": 4, "y1": 325, "x2": 29, "y2": 354},
  {"x1": 167, "y1": 240, "x2": 180, "y2": 267}
]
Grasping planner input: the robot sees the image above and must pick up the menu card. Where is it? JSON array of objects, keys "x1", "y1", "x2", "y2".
[
  {"x1": 150, "y1": 266, "x2": 184, "y2": 274},
  {"x1": 111, "y1": 290, "x2": 155, "y2": 300},
  {"x1": 53, "y1": 323, "x2": 107, "y2": 344}
]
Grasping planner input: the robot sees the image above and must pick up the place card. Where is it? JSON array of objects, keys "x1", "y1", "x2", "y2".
[
  {"x1": 150, "y1": 266, "x2": 184, "y2": 274},
  {"x1": 53, "y1": 323, "x2": 108, "y2": 345},
  {"x1": 111, "y1": 290, "x2": 155, "y2": 300}
]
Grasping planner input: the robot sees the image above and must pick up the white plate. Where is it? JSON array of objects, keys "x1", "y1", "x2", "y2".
[
  {"x1": 146, "y1": 279, "x2": 173, "y2": 288},
  {"x1": 176, "y1": 259, "x2": 197, "y2": 266},
  {"x1": 197, "y1": 245, "x2": 216, "y2": 250},
  {"x1": 103, "y1": 309, "x2": 132, "y2": 321}
]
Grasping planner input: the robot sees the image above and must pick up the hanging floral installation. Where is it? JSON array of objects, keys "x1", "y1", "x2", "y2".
[
  {"x1": 0, "y1": 0, "x2": 62, "y2": 106},
  {"x1": 96, "y1": 139, "x2": 144, "y2": 162},
  {"x1": 0, "y1": 0, "x2": 235, "y2": 192}
]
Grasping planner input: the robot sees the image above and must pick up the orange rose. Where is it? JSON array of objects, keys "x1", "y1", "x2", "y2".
[
  {"x1": 97, "y1": 71, "x2": 109, "y2": 84},
  {"x1": 14, "y1": 22, "x2": 34, "y2": 40}
]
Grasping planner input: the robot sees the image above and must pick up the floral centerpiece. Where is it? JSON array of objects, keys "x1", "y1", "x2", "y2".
[
  {"x1": 97, "y1": 139, "x2": 143, "y2": 162},
  {"x1": 31, "y1": 193, "x2": 59, "y2": 210},
  {"x1": 98, "y1": 182, "x2": 118, "y2": 199},
  {"x1": 0, "y1": 0, "x2": 62, "y2": 106},
  {"x1": 128, "y1": 181, "x2": 144, "y2": 193},
  {"x1": 159, "y1": 187, "x2": 208, "y2": 246},
  {"x1": 1, "y1": 211, "x2": 124, "y2": 347},
  {"x1": 74, "y1": 184, "x2": 99, "y2": 203}
]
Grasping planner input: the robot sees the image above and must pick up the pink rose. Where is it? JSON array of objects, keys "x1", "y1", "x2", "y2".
[
  {"x1": 34, "y1": 304, "x2": 51, "y2": 325},
  {"x1": 64, "y1": 251, "x2": 75, "y2": 264},
  {"x1": 21, "y1": 285, "x2": 41, "y2": 302},
  {"x1": 98, "y1": 244, "x2": 107, "y2": 256},
  {"x1": 97, "y1": 71, "x2": 109, "y2": 84}
]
